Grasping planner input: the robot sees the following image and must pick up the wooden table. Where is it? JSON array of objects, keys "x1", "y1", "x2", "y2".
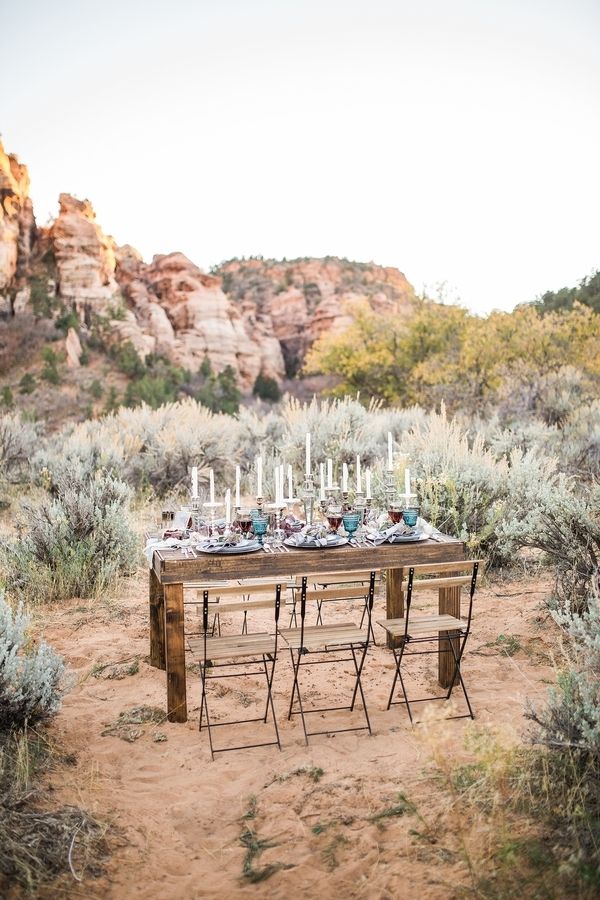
[{"x1": 149, "y1": 537, "x2": 464, "y2": 722}]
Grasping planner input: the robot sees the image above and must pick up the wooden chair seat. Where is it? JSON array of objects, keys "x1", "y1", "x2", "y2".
[
  {"x1": 279, "y1": 622, "x2": 367, "y2": 651},
  {"x1": 189, "y1": 632, "x2": 276, "y2": 661},
  {"x1": 377, "y1": 614, "x2": 466, "y2": 639}
]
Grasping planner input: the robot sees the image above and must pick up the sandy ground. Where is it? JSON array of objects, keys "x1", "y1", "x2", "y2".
[{"x1": 37, "y1": 567, "x2": 559, "y2": 900}]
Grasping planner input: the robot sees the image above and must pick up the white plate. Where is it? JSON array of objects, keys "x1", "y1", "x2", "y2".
[
  {"x1": 387, "y1": 532, "x2": 428, "y2": 544},
  {"x1": 284, "y1": 536, "x2": 349, "y2": 550},
  {"x1": 196, "y1": 541, "x2": 262, "y2": 555}
]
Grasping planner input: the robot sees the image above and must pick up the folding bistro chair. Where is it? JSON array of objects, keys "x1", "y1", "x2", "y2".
[
  {"x1": 288, "y1": 570, "x2": 378, "y2": 642},
  {"x1": 187, "y1": 583, "x2": 283, "y2": 759},
  {"x1": 278, "y1": 571, "x2": 377, "y2": 744},
  {"x1": 377, "y1": 560, "x2": 481, "y2": 723}
]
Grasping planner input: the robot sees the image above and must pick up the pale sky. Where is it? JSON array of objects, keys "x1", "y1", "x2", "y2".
[{"x1": 2, "y1": 0, "x2": 599, "y2": 313}]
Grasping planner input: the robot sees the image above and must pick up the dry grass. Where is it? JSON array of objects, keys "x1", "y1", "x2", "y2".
[{"x1": 0, "y1": 728, "x2": 108, "y2": 894}]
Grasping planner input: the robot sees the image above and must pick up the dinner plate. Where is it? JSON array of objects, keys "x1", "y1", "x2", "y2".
[
  {"x1": 196, "y1": 541, "x2": 262, "y2": 555},
  {"x1": 284, "y1": 535, "x2": 349, "y2": 550},
  {"x1": 387, "y1": 531, "x2": 428, "y2": 544}
]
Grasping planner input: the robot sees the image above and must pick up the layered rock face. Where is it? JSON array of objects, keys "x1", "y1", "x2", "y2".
[
  {"x1": 215, "y1": 257, "x2": 415, "y2": 377},
  {"x1": 114, "y1": 248, "x2": 285, "y2": 387},
  {"x1": 50, "y1": 193, "x2": 119, "y2": 319},
  {"x1": 0, "y1": 140, "x2": 415, "y2": 389},
  {"x1": 0, "y1": 141, "x2": 36, "y2": 314}
]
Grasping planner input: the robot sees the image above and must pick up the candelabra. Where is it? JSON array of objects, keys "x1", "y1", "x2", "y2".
[
  {"x1": 301, "y1": 474, "x2": 316, "y2": 525},
  {"x1": 255, "y1": 495, "x2": 265, "y2": 516}
]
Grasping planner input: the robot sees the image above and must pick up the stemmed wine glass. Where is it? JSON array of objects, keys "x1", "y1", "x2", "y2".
[
  {"x1": 325, "y1": 503, "x2": 343, "y2": 535},
  {"x1": 342, "y1": 510, "x2": 361, "y2": 542}
]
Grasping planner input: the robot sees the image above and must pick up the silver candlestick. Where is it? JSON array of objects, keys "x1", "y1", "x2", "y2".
[
  {"x1": 354, "y1": 490, "x2": 366, "y2": 523},
  {"x1": 190, "y1": 496, "x2": 203, "y2": 531},
  {"x1": 301, "y1": 475, "x2": 315, "y2": 525},
  {"x1": 385, "y1": 470, "x2": 398, "y2": 508}
]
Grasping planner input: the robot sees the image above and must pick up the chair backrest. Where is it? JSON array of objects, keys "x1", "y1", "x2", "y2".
[
  {"x1": 202, "y1": 583, "x2": 283, "y2": 657},
  {"x1": 298, "y1": 571, "x2": 377, "y2": 646},
  {"x1": 293, "y1": 569, "x2": 377, "y2": 588},
  {"x1": 404, "y1": 560, "x2": 482, "y2": 637}
]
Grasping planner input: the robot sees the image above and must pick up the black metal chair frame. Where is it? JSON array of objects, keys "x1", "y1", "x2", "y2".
[
  {"x1": 288, "y1": 573, "x2": 378, "y2": 644},
  {"x1": 385, "y1": 562, "x2": 479, "y2": 724},
  {"x1": 198, "y1": 585, "x2": 282, "y2": 760},
  {"x1": 284, "y1": 572, "x2": 376, "y2": 744}
]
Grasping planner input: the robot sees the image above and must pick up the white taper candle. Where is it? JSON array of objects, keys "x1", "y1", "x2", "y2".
[
  {"x1": 235, "y1": 465, "x2": 240, "y2": 508},
  {"x1": 305, "y1": 433, "x2": 311, "y2": 476},
  {"x1": 209, "y1": 468, "x2": 215, "y2": 504},
  {"x1": 356, "y1": 455, "x2": 361, "y2": 493}
]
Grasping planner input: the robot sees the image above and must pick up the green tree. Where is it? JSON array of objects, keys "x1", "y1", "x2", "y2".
[
  {"x1": 18, "y1": 373, "x2": 36, "y2": 395},
  {"x1": 40, "y1": 347, "x2": 61, "y2": 385},
  {"x1": 253, "y1": 373, "x2": 282, "y2": 403},
  {"x1": 1, "y1": 386, "x2": 14, "y2": 407},
  {"x1": 534, "y1": 270, "x2": 600, "y2": 314}
]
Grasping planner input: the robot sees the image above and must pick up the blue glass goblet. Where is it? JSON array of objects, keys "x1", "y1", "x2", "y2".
[
  {"x1": 342, "y1": 511, "x2": 361, "y2": 540},
  {"x1": 402, "y1": 509, "x2": 419, "y2": 528},
  {"x1": 251, "y1": 514, "x2": 269, "y2": 545}
]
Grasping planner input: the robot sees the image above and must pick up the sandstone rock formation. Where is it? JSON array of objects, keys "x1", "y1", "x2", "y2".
[
  {"x1": 0, "y1": 140, "x2": 415, "y2": 391},
  {"x1": 50, "y1": 193, "x2": 119, "y2": 320},
  {"x1": 215, "y1": 257, "x2": 415, "y2": 377},
  {"x1": 65, "y1": 326, "x2": 82, "y2": 367},
  {"x1": 0, "y1": 141, "x2": 36, "y2": 315}
]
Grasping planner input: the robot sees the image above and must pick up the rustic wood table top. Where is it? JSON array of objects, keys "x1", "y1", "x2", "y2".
[{"x1": 152, "y1": 536, "x2": 464, "y2": 583}]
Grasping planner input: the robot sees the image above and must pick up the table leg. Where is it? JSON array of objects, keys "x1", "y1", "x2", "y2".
[
  {"x1": 165, "y1": 582, "x2": 187, "y2": 723},
  {"x1": 439, "y1": 584, "x2": 461, "y2": 688},
  {"x1": 149, "y1": 569, "x2": 166, "y2": 670},
  {"x1": 385, "y1": 567, "x2": 404, "y2": 649}
]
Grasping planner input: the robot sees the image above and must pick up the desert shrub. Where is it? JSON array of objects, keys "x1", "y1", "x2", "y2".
[
  {"x1": 0, "y1": 386, "x2": 13, "y2": 408},
  {"x1": 39, "y1": 398, "x2": 242, "y2": 497},
  {"x1": 18, "y1": 372, "x2": 36, "y2": 395},
  {"x1": 387, "y1": 405, "x2": 558, "y2": 565},
  {"x1": 0, "y1": 411, "x2": 42, "y2": 484},
  {"x1": 0, "y1": 729, "x2": 105, "y2": 892},
  {"x1": 29, "y1": 275, "x2": 58, "y2": 318},
  {"x1": 89, "y1": 379, "x2": 103, "y2": 399},
  {"x1": 442, "y1": 595, "x2": 600, "y2": 898},
  {"x1": 53, "y1": 309, "x2": 79, "y2": 335},
  {"x1": 498, "y1": 479, "x2": 600, "y2": 612},
  {"x1": 1, "y1": 461, "x2": 137, "y2": 603},
  {"x1": 40, "y1": 347, "x2": 61, "y2": 384},
  {"x1": 530, "y1": 591, "x2": 600, "y2": 754},
  {"x1": 0, "y1": 591, "x2": 65, "y2": 731}
]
